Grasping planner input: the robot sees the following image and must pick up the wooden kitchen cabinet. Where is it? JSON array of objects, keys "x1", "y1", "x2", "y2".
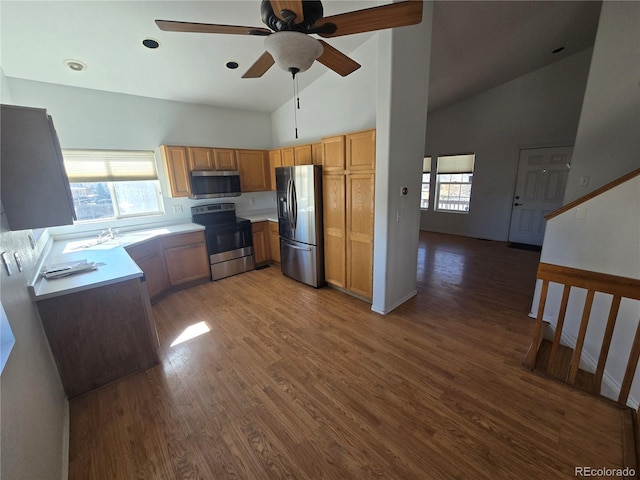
[
  {"x1": 312, "y1": 142, "x2": 322, "y2": 165},
  {"x1": 162, "y1": 231, "x2": 210, "y2": 287},
  {"x1": 321, "y1": 135, "x2": 346, "y2": 172},
  {"x1": 323, "y1": 174, "x2": 347, "y2": 288},
  {"x1": 346, "y1": 129, "x2": 376, "y2": 171},
  {"x1": 294, "y1": 144, "x2": 313, "y2": 165},
  {"x1": 213, "y1": 148, "x2": 238, "y2": 170},
  {"x1": 36, "y1": 278, "x2": 158, "y2": 399},
  {"x1": 252, "y1": 221, "x2": 271, "y2": 265},
  {"x1": 188, "y1": 147, "x2": 215, "y2": 170},
  {"x1": 269, "y1": 149, "x2": 283, "y2": 191},
  {"x1": 321, "y1": 128, "x2": 375, "y2": 301},
  {"x1": 269, "y1": 221, "x2": 280, "y2": 263},
  {"x1": 237, "y1": 149, "x2": 270, "y2": 192},
  {"x1": 281, "y1": 147, "x2": 295, "y2": 166},
  {"x1": 161, "y1": 145, "x2": 191, "y2": 197},
  {"x1": 346, "y1": 173, "x2": 375, "y2": 299},
  {"x1": 125, "y1": 239, "x2": 169, "y2": 303}
]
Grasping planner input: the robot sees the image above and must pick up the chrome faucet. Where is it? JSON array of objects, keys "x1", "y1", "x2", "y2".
[{"x1": 96, "y1": 227, "x2": 117, "y2": 244}]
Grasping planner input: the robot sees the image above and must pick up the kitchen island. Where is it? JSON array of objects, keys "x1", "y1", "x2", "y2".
[{"x1": 30, "y1": 222, "x2": 205, "y2": 399}]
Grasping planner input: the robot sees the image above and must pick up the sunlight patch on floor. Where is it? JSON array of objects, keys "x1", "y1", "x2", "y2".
[{"x1": 170, "y1": 321, "x2": 211, "y2": 347}]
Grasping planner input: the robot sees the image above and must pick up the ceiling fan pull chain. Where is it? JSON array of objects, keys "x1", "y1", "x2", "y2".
[{"x1": 292, "y1": 74, "x2": 298, "y2": 139}]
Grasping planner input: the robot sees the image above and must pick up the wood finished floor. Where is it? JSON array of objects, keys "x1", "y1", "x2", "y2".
[{"x1": 68, "y1": 232, "x2": 630, "y2": 479}]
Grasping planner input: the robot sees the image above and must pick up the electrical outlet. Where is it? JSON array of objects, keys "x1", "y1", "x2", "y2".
[
  {"x1": 172, "y1": 205, "x2": 183, "y2": 214},
  {"x1": 579, "y1": 176, "x2": 590, "y2": 186}
]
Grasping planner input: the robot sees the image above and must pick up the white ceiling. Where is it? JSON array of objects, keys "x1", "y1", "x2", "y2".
[{"x1": 0, "y1": 1, "x2": 602, "y2": 114}]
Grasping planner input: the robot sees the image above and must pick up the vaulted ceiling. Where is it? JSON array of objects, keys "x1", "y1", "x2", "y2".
[{"x1": 0, "y1": 1, "x2": 602, "y2": 114}]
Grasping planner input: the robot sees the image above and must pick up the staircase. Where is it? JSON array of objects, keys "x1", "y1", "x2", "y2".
[{"x1": 524, "y1": 261, "x2": 640, "y2": 477}]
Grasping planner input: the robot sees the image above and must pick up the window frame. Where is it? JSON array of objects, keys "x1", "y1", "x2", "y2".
[
  {"x1": 420, "y1": 156, "x2": 432, "y2": 210},
  {"x1": 434, "y1": 154, "x2": 475, "y2": 214},
  {"x1": 62, "y1": 149, "x2": 164, "y2": 223}
]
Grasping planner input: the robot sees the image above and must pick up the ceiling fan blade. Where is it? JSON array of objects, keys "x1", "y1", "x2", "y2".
[
  {"x1": 155, "y1": 20, "x2": 271, "y2": 36},
  {"x1": 316, "y1": 41, "x2": 361, "y2": 77},
  {"x1": 316, "y1": 1, "x2": 423, "y2": 38},
  {"x1": 242, "y1": 51, "x2": 276, "y2": 78},
  {"x1": 270, "y1": 1, "x2": 305, "y2": 23}
]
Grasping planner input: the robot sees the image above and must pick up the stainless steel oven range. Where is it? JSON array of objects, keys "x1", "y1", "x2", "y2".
[{"x1": 191, "y1": 203, "x2": 255, "y2": 281}]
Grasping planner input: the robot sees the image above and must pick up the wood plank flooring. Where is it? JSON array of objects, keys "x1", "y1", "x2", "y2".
[{"x1": 68, "y1": 232, "x2": 632, "y2": 479}]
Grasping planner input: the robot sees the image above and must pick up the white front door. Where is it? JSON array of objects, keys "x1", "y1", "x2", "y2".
[{"x1": 508, "y1": 146, "x2": 573, "y2": 246}]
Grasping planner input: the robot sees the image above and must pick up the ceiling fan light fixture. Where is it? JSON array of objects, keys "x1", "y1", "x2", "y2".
[{"x1": 264, "y1": 31, "x2": 323, "y2": 76}]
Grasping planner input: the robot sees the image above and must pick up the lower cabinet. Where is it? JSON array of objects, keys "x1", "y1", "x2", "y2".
[
  {"x1": 126, "y1": 230, "x2": 209, "y2": 303},
  {"x1": 161, "y1": 231, "x2": 210, "y2": 287},
  {"x1": 252, "y1": 221, "x2": 271, "y2": 265},
  {"x1": 36, "y1": 278, "x2": 158, "y2": 399},
  {"x1": 269, "y1": 221, "x2": 280, "y2": 263},
  {"x1": 125, "y1": 239, "x2": 169, "y2": 303}
]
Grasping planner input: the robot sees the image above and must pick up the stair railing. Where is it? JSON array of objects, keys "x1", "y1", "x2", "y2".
[{"x1": 524, "y1": 262, "x2": 640, "y2": 405}]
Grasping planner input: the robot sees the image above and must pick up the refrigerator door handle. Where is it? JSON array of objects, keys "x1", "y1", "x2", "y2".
[
  {"x1": 291, "y1": 179, "x2": 298, "y2": 231},
  {"x1": 282, "y1": 240, "x2": 312, "y2": 251},
  {"x1": 287, "y1": 179, "x2": 294, "y2": 230}
]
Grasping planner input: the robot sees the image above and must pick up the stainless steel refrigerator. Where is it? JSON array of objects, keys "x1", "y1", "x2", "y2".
[{"x1": 276, "y1": 165, "x2": 325, "y2": 288}]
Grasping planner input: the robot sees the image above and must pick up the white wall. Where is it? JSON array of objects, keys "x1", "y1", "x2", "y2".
[
  {"x1": 372, "y1": 4, "x2": 432, "y2": 314},
  {"x1": 531, "y1": 176, "x2": 640, "y2": 407},
  {"x1": 564, "y1": 1, "x2": 640, "y2": 203},
  {"x1": 6, "y1": 78, "x2": 276, "y2": 236},
  {"x1": 421, "y1": 48, "x2": 593, "y2": 240},
  {"x1": 270, "y1": 35, "x2": 378, "y2": 146},
  {"x1": 1, "y1": 69, "x2": 68, "y2": 480}
]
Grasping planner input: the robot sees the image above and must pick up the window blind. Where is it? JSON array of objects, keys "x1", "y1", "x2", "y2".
[
  {"x1": 437, "y1": 154, "x2": 475, "y2": 174},
  {"x1": 62, "y1": 149, "x2": 158, "y2": 182},
  {"x1": 423, "y1": 156, "x2": 432, "y2": 173}
]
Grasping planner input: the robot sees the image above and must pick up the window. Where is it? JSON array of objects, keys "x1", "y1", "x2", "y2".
[
  {"x1": 421, "y1": 156, "x2": 431, "y2": 210},
  {"x1": 62, "y1": 149, "x2": 164, "y2": 222},
  {"x1": 436, "y1": 154, "x2": 475, "y2": 213}
]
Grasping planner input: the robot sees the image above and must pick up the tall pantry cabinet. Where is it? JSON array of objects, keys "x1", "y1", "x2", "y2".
[{"x1": 322, "y1": 129, "x2": 375, "y2": 301}]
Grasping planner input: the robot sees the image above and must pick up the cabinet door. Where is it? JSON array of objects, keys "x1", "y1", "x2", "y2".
[
  {"x1": 126, "y1": 239, "x2": 169, "y2": 303},
  {"x1": 162, "y1": 145, "x2": 191, "y2": 197},
  {"x1": 323, "y1": 174, "x2": 346, "y2": 288},
  {"x1": 294, "y1": 144, "x2": 312, "y2": 165},
  {"x1": 269, "y1": 149, "x2": 282, "y2": 192},
  {"x1": 269, "y1": 221, "x2": 280, "y2": 263},
  {"x1": 346, "y1": 173, "x2": 375, "y2": 300},
  {"x1": 188, "y1": 147, "x2": 215, "y2": 170},
  {"x1": 252, "y1": 222, "x2": 271, "y2": 265},
  {"x1": 237, "y1": 149, "x2": 270, "y2": 192},
  {"x1": 346, "y1": 129, "x2": 376, "y2": 171},
  {"x1": 162, "y1": 232, "x2": 210, "y2": 286},
  {"x1": 214, "y1": 148, "x2": 238, "y2": 170},
  {"x1": 281, "y1": 147, "x2": 295, "y2": 166},
  {"x1": 311, "y1": 142, "x2": 323, "y2": 165},
  {"x1": 321, "y1": 135, "x2": 346, "y2": 172}
]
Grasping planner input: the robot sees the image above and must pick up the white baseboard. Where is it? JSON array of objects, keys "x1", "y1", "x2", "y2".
[{"x1": 371, "y1": 290, "x2": 417, "y2": 315}]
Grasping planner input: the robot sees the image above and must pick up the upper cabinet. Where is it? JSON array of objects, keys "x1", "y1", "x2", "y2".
[
  {"x1": 237, "y1": 149, "x2": 270, "y2": 192},
  {"x1": 188, "y1": 147, "x2": 215, "y2": 170},
  {"x1": 312, "y1": 143, "x2": 323, "y2": 165},
  {"x1": 346, "y1": 129, "x2": 376, "y2": 171},
  {"x1": 269, "y1": 149, "x2": 283, "y2": 192},
  {"x1": 0, "y1": 104, "x2": 76, "y2": 230},
  {"x1": 281, "y1": 147, "x2": 295, "y2": 167},
  {"x1": 294, "y1": 144, "x2": 312, "y2": 165},
  {"x1": 213, "y1": 148, "x2": 238, "y2": 171},
  {"x1": 321, "y1": 135, "x2": 347, "y2": 172},
  {"x1": 161, "y1": 146, "x2": 192, "y2": 197}
]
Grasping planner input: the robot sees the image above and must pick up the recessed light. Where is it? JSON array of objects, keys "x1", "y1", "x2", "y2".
[
  {"x1": 143, "y1": 38, "x2": 160, "y2": 49},
  {"x1": 64, "y1": 59, "x2": 87, "y2": 72},
  {"x1": 226, "y1": 61, "x2": 239, "y2": 70},
  {"x1": 552, "y1": 47, "x2": 565, "y2": 54}
]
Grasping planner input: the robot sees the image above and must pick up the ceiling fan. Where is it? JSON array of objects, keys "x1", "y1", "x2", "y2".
[{"x1": 156, "y1": 1, "x2": 423, "y2": 79}]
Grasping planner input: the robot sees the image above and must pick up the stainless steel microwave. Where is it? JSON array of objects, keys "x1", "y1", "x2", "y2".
[{"x1": 189, "y1": 170, "x2": 241, "y2": 199}]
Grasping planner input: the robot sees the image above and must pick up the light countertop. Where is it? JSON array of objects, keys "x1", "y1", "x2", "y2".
[
  {"x1": 238, "y1": 209, "x2": 278, "y2": 223},
  {"x1": 29, "y1": 223, "x2": 204, "y2": 301}
]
